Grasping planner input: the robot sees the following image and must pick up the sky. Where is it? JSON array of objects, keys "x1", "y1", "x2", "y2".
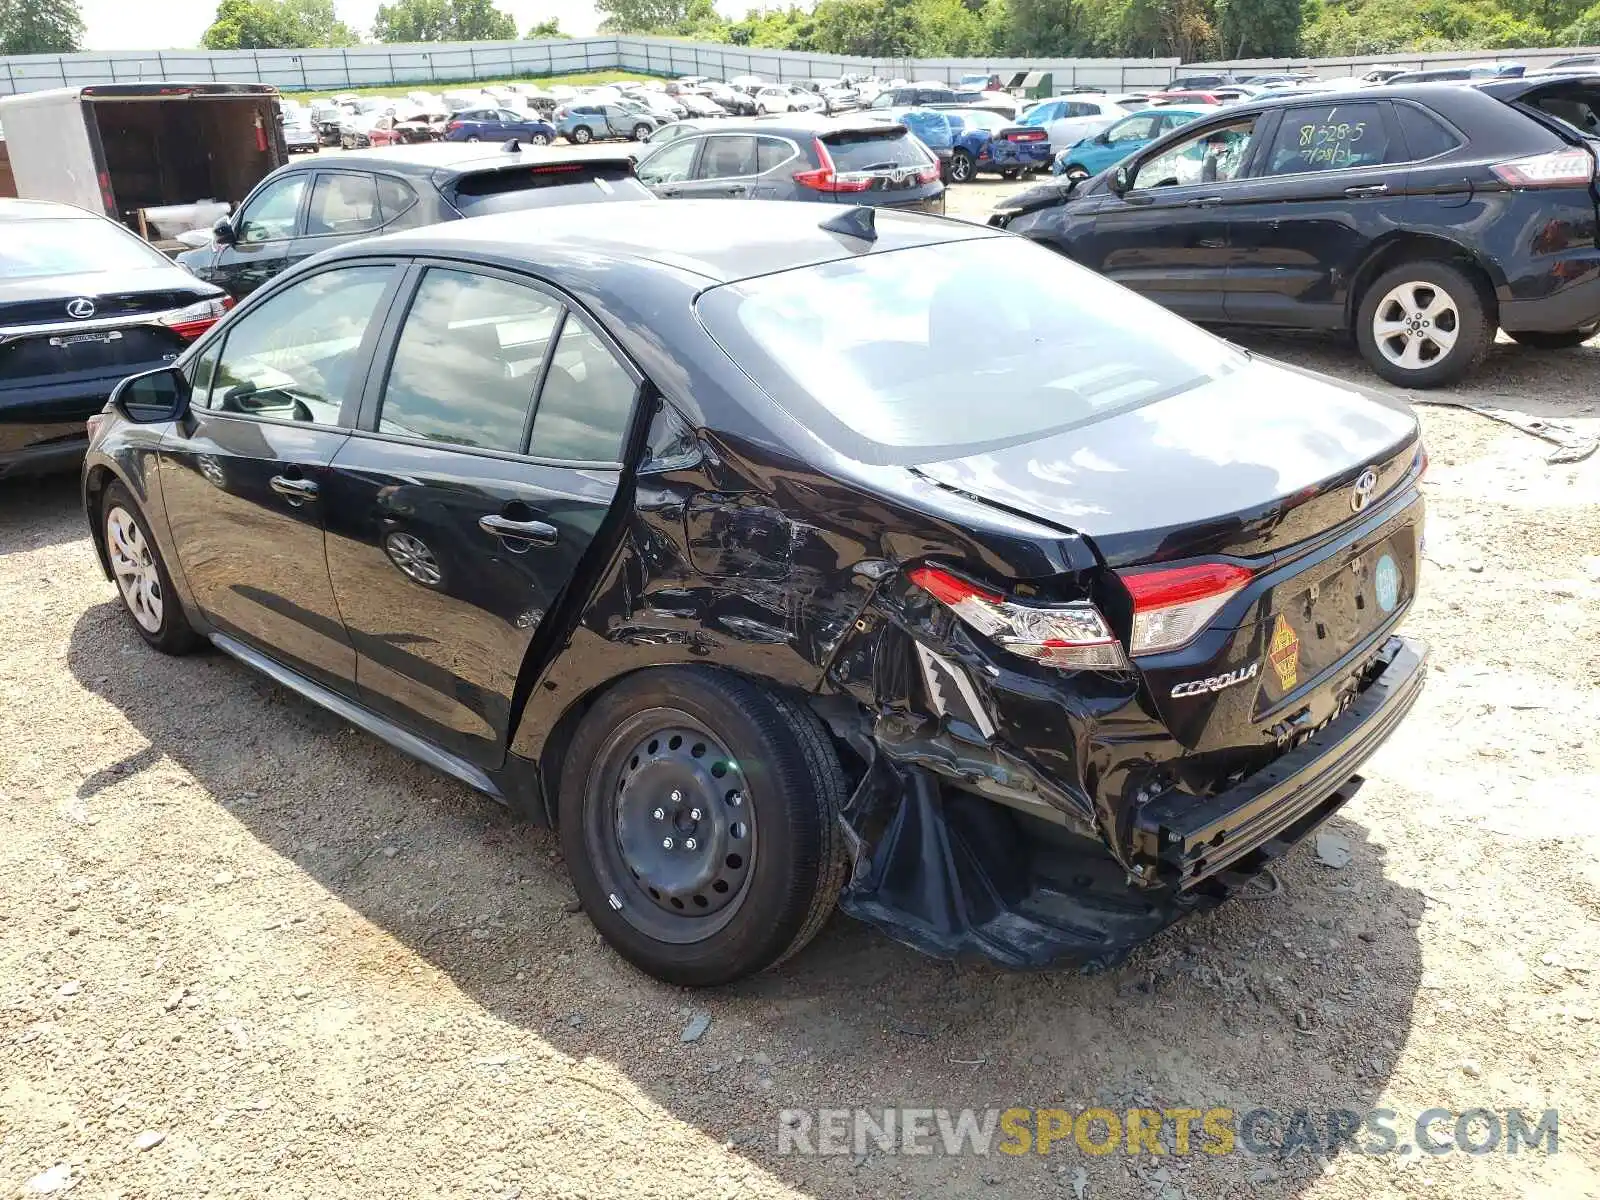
[{"x1": 76, "y1": 0, "x2": 610, "y2": 51}]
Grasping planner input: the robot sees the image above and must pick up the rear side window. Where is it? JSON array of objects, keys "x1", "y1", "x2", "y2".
[
  {"x1": 699, "y1": 135, "x2": 758, "y2": 178},
  {"x1": 1264, "y1": 102, "x2": 1394, "y2": 174},
  {"x1": 530, "y1": 315, "x2": 637, "y2": 462},
  {"x1": 756, "y1": 137, "x2": 795, "y2": 172},
  {"x1": 1394, "y1": 104, "x2": 1461, "y2": 159},
  {"x1": 823, "y1": 129, "x2": 932, "y2": 171},
  {"x1": 307, "y1": 173, "x2": 381, "y2": 236},
  {"x1": 379, "y1": 269, "x2": 561, "y2": 452},
  {"x1": 377, "y1": 176, "x2": 422, "y2": 227}
]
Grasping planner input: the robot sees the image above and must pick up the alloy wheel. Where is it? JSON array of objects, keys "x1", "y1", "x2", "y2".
[
  {"x1": 530, "y1": 133, "x2": 550, "y2": 145},
  {"x1": 592, "y1": 715, "x2": 757, "y2": 942},
  {"x1": 1372, "y1": 280, "x2": 1460, "y2": 371},
  {"x1": 106, "y1": 506, "x2": 163, "y2": 633},
  {"x1": 950, "y1": 153, "x2": 973, "y2": 182}
]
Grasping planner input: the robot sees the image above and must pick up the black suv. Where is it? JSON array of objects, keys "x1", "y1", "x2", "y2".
[
  {"x1": 635, "y1": 115, "x2": 945, "y2": 213},
  {"x1": 994, "y1": 75, "x2": 1600, "y2": 386},
  {"x1": 177, "y1": 143, "x2": 652, "y2": 300}
]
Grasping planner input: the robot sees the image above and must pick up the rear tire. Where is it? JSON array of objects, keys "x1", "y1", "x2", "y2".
[
  {"x1": 102, "y1": 482, "x2": 200, "y2": 656},
  {"x1": 948, "y1": 148, "x2": 975, "y2": 183},
  {"x1": 1355, "y1": 260, "x2": 1493, "y2": 388},
  {"x1": 560, "y1": 666, "x2": 847, "y2": 987},
  {"x1": 1508, "y1": 325, "x2": 1598, "y2": 350},
  {"x1": 571, "y1": 125, "x2": 592, "y2": 144},
  {"x1": 631, "y1": 123, "x2": 652, "y2": 141}
]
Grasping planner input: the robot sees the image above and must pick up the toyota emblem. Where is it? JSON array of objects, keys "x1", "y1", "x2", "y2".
[
  {"x1": 66, "y1": 298, "x2": 96, "y2": 320},
  {"x1": 1350, "y1": 467, "x2": 1379, "y2": 512}
]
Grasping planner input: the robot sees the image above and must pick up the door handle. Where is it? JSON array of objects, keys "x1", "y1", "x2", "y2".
[
  {"x1": 1185, "y1": 196, "x2": 1223, "y2": 208},
  {"x1": 270, "y1": 475, "x2": 318, "y2": 505},
  {"x1": 479, "y1": 514, "x2": 559, "y2": 546},
  {"x1": 1344, "y1": 184, "x2": 1389, "y2": 198},
  {"x1": 725, "y1": 184, "x2": 748, "y2": 196},
  {"x1": 658, "y1": 186, "x2": 680, "y2": 197}
]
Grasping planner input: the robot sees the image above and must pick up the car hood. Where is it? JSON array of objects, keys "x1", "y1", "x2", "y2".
[{"x1": 909, "y1": 354, "x2": 1419, "y2": 567}]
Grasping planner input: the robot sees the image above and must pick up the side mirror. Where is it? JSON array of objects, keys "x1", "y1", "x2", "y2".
[
  {"x1": 1112, "y1": 165, "x2": 1132, "y2": 195},
  {"x1": 1095, "y1": 131, "x2": 1111, "y2": 144},
  {"x1": 111, "y1": 366, "x2": 191, "y2": 425},
  {"x1": 213, "y1": 218, "x2": 236, "y2": 246}
]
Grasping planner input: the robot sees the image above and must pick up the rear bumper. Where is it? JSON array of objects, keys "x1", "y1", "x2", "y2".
[
  {"x1": 1500, "y1": 269, "x2": 1600, "y2": 333},
  {"x1": 0, "y1": 435, "x2": 87, "y2": 478},
  {"x1": 1131, "y1": 635, "x2": 1427, "y2": 887}
]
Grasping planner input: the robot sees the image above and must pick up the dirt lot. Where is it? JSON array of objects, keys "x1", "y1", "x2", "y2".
[{"x1": 4, "y1": 177, "x2": 1599, "y2": 1199}]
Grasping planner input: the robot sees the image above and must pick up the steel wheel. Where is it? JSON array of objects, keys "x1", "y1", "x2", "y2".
[
  {"x1": 106, "y1": 505, "x2": 163, "y2": 634},
  {"x1": 587, "y1": 711, "x2": 757, "y2": 944},
  {"x1": 383, "y1": 531, "x2": 442, "y2": 587},
  {"x1": 1371, "y1": 279, "x2": 1460, "y2": 371}
]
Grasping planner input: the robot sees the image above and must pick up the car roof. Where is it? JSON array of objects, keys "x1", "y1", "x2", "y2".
[
  {"x1": 268, "y1": 141, "x2": 620, "y2": 178},
  {"x1": 342, "y1": 199, "x2": 997, "y2": 285},
  {"x1": 0, "y1": 197, "x2": 98, "y2": 221}
]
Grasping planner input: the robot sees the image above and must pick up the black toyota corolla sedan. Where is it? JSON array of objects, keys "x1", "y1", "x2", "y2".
[{"x1": 82, "y1": 201, "x2": 1428, "y2": 986}]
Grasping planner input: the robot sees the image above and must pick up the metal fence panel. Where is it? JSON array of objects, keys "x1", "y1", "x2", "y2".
[{"x1": 3, "y1": 36, "x2": 1596, "y2": 98}]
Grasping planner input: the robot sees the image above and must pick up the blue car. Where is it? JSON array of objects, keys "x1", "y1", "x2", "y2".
[
  {"x1": 891, "y1": 108, "x2": 1052, "y2": 184},
  {"x1": 444, "y1": 106, "x2": 556, "y2": 145},
  {"x1": 1051, "y1": 107, "x2": 1211, "y2": 179}
]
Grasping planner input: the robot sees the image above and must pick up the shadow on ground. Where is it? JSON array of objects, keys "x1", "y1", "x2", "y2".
[
  {"x1": 66, "y1": 596, "x2": 1427, "y2": 1197},
  {"x1": 0, "y1": 473, "x2": 85, "y2": 556}
]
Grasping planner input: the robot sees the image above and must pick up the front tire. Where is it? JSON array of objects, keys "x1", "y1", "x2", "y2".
[
  {"x1": 1508, "y1": 324, "x2": 1598, "y2": 350},
  {"x1": 1355, "y1": 260, "x2": 1493, "y2": 388},
  {"x1": 529, "y1": 132, "x2": 551, "y2": 146},
  {"x1": 948, "y1": 148, "x2": 975, "y2": 183},
  {"x1": 102, "y1": 482, "x2": 200, "y2": 655},
  {"x1": 631, "y1": 123, "x2": 652, "y2": 141},
  {"x1": 560, "y1": 667, "x2": 847, "y2": 987}
]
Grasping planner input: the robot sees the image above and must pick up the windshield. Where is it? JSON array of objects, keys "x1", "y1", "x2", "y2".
[
  {"x1": 0, "y1": 217, "x2": 171, "y2": 280},
  {"x1": 697, "y1": 237, "x2": 1243, "y2": 466}
]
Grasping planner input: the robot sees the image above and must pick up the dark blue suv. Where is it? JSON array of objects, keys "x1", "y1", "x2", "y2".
[{"x1": 445, "y1": 107, "x2": 556, "y2": 145}]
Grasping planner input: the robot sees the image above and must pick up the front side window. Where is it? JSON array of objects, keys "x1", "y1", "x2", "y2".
[
  {"x1": 639, "y1": 137, "x2": 700, "y2": 184},
  {"x1": 307, "y1": 173, "x2": 381, "y2": 236},
  {"x1": 1265, "y1": 102, "x2": 1394, "y2": 174},
  {"x1": 378, "y1": 268, "x2": 561, "y2": 453},
  {"x1": 1132, "y1": 118, "x2": 1258, "y2": 189},
  {"x1": 698, "y1": 237, "x2": 1241, "y2": 467},
  {"x1": 870, "y1": 92, "x2": 893, "y2": 109},
  {"x1": 206, "y1": 265, "x2": 394, "y2": 424},
  {"x1": 530, "y1": 314, "x2": 636, "y2": 463},
  {"x1": 236, "y1": 174, "x2": 307, "y2": 243},
  {"x1": 698, "y1": 135, "x2": 758, "y2": 179}
]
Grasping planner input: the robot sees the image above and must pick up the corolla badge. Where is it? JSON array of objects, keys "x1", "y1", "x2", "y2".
[
  {"x1": 1350, "y1": 467, "x2": 1379, "y2": 513},
  {"x1": 66, "y1": 298, "x2": 96, "y2": 319},
  {"x1": 1170, "y1": 661, "x2": 1259, "y2": 698}
]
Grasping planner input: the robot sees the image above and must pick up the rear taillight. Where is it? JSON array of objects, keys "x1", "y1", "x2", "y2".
[
  {"x1": 793, "y1": 138, "x2": 873, "y2": 193},
  {"x1": 158, "y1": 296, "x2": 233, "y2": 341},
  {"x1": 907, "y1": 565, "x2": 1127, "y2": 671},
  {"x1": 1117, "y1": 562, "x2": 1254, "y2": 657},
  {"x1": 447, "y1": 120, "x2": 463, "y2": 132},
  {"x1": 1491, "y1": 147, "x2": 1595, "y2": 187},
  {"x1": 1007, "y1": 130, "x2": 1046, "y2": 142},
  {"x1": 915, "y1": 159, "x2": 940, "y2": 184}
]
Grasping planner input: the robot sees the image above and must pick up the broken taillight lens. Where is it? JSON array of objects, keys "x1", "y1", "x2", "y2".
[
  {"x1": 907, "y1": 565, "x2": 1128, "y2": 670},
  {"x1": 1117, "y1": 562, "x2": 1254, "y2": 656}
]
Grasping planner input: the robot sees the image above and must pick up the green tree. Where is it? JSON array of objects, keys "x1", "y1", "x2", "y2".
[
  {"x1": 1559, "y1": 0, "x2": 1600, "y2": 40},
  {"x1": 1002, "y1": 0, "x2": 1078, "y2": 54},
  {"x1": 1302, "y1": 0, "x2": 1545, "y2": 54},
  {"x1": 372, "y1": 0, "x2": 516, "y2": 41},
  {"x1": 202, "y1": 0, "x2": 358, "y2": 49},
  {"x1": 1215, "y1": 0, "x2": 1302, "y2": 55},
  {"x1": 594, "y1": 0, "x2": 702, "y2": 32},
  {"x1": 525, "y1": 16, "x2": 568, "y2": 36},
  {"x1": 0, "y1": 0, "x2": 84, "y2": 55}
]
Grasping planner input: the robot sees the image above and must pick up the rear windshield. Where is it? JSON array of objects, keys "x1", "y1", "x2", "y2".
[
  {"x1": 451, "y1": 163, "x2": 652, "y2": 214},
  {"x1": 697, "y1": 237, "x2": 1242, "y2": 466},
  {"x1": 1, "y1": 217, "x2": 171, "y2": 280},
  {"x1": 822, "y1": 129, "x2": 932, "y2": 171}
]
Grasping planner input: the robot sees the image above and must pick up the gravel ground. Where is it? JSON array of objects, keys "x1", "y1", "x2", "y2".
[{"x1": 4, "y1": 176, "x2": 1599, "y2": 1199}]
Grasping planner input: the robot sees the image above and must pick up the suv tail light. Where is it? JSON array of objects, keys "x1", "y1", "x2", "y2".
[
  {"x1": 793, "y1": 138, "x2": 873, "y2": 193},
  {"x1": 1117, "y1": 562, "x2": 1254, "y2": 656},
  {"x1": 158, "y1": 296, "x2": 233, "y2": 341},
  {"x1": 908, "y1": 566, "x2": 1127, "y2": 670},
  {"x1": 1491, "y1": 146, "x2": 1595, "y2": 187}
]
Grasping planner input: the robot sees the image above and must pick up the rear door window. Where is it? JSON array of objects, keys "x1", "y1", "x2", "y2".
[
  {"x1": 307, "y1": 173, "x2": 381, "y2": 235},
  {"x1": 378, "y1": 268, "x2": 561, "y2": 453},
  {"x1": 1263, "y1": 102, "x2": 1397, "y2": 174}
]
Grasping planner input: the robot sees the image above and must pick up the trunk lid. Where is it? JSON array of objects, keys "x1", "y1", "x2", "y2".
[{"x1": 909, "y1": 355, "x2": 1419, "y2": 567}]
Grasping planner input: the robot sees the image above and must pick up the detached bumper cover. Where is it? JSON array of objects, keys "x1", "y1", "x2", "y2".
[{"x1": 1132, "y1": 635, "x2": 1427, "y2": 888}]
